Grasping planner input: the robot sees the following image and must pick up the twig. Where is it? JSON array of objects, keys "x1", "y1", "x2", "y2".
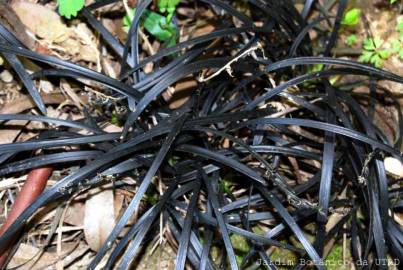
[
  {"x1": 198, "y1": 42, "x2": 264, "y2": 82},
  {"x1": 56, "y1": 202, "x2": 70, "y2": 270},
  {"x1": 313, "y1": 47, "x2": 362, "y2": 56}
]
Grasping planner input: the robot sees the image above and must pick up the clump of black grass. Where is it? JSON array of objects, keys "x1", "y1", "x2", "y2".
[{"x1": 0, "y1": 0, "x2": 402, "y2": 269}]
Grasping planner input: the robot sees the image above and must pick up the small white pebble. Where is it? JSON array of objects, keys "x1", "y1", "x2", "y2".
[
  {"x1": 0, "y1": 70, "x2": 13, "y2": 83},
  {"x1": 384, "y1": 157, "x2": 403, "y2": 177},
  {"x1": 40, "y1": 80, "x2": 54, "y2": 93}
]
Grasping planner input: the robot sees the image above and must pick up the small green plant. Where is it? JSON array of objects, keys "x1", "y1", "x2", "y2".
[
  {"x1": 145, "y1": 193, "x2": 158, "y2": 205},
  {"x1": 398, "y1": 18, "x2": 403, "y2": 38},
  {"x1": 58, "y1": 0, "x2": 85, "y2": 19},
  {"x1": 346, "y1": 34, "x2": 358, "y2": 46},
  {"x1": 358, "y1": 38, "x2": 390, "y2": 68},
  {"x1": 309, "y1": 64, "x2": 324, "y2": 73},
  {"x1": 230, "y1": 234, "x2": 250, "y2": 265},
  {"x1": 111, "y1": 110, "x2": 120, "y2": 126},
  {"x1": 123, "y1": 8, "x2": 179, "y2": 48},
  {"x1": 158, "y1": 0, "x2": 181, "y2": 23},
  {"x1": 341, "y1": 8, "x2": 361, "y2": 26},
  {"x1": 219, "y1": 178, "x2": 234, "y2": 195},
  {"x1": 389, "y1": 19, "x2": 403, "y2": 60},
  {"x1": 390, "y1": 38, "x2": 403, "y2": 59}
]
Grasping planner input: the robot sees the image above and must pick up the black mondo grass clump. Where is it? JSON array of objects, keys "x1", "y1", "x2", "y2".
[{"x1": 0, "y1": 0, "x2": 402, "y2": 269}]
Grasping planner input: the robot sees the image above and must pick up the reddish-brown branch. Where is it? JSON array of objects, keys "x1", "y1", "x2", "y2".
[{"x1": 0, "y1": 167, "x2": 53, "y2": 268}]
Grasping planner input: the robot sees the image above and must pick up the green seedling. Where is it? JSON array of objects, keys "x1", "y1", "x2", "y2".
[
  {"x1": 219, "y1": 178, "x2": 233, "y2": 194},
  {"x1": 158, "y1": 0, "x2": 181, "y2": 23},
  {"x1": 58, "y1": 0, "x2": 85, "y2": 19},
  {"x1": 305, "y1": 63, "x2": 324, "y2": 74},
  {"x1": 358, "y1": 38, "x2": 390, "y2": 68},
  {"x1": 346, "y1": 34, "x2": 358, "y2": 47},
  {"x1": 123, "y1": 8, "x2": 179, "y2": 48},
  {"x1": 111, "y1": 110, "x2": 120, "y2": 126},
  {"x1": 341, "y1": 8, "x2": 361, "y2": 26},
  {"x1": 325, "y1": 244, "x2": 350, "y2": 270},
  {"x1": 145, "y1": 193, "x2": 158, "y2": 205}
]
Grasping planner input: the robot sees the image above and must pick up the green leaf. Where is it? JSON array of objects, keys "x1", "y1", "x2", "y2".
[
  {"x1": 158, "y1": 0, "x2": 181, "y2": 22},
  {"x1": 123, "y1": 8, "x2": 179, "y2": 46},
  {"x1": 363, "y1": 38, "x2": 385, "y2": 51},
  {"x1": 341, "y1": 8, "x2": 361, "y2": 26},
  {"x1": 369, "y1": 54, "x2": 383, "y2": 68},
  {"x1": 397, "y1": 19, "x2": 403, "y2": 39},
  {"x1": 363, "y1": 38, "x2": 384, "y2": 51},
  {"x1": 219, "y1": 179, "x2": 233, "y2": 194},
  {"x1": 346, "y1": 34, "x2": 358, "y2": 46},
  {"x1": 398, "y1": 20, "x2": 403, "y2": 33},
  {"x1": 363, "y1": 38, "x2": 376, "y2": 51},
  {"x1": 378, "y1": 50, "x2": 390, "y2": 59},
  {"x1": 164, "y1": 34, "x2": 178, "y2": 48},
  {"x1": 143, "y1": 11, "x2": 175, "y2": 41},
  {"x1": 390, "y1": 0, "x2": 397, "y2": 4},
  {"x1": 309, "y1": 64, "x2": 324, "y2": 73},
  {"x1": 158, "y1": 0, "x2": 169, "y2": 13},
  {"x1": 373, "y1": 37, "x2": 384, "y2": 48},
  {"x1": 58, "y1": 0, "x2": 85, "y2": 19},
  {"x1": 111, "y1": 110, "x2": 120, "y2": 126},
  {"x1": 390, "y1": 38, "x2": 401, "y2": 53},
  {"x1": 358, "y1": 51, "x2": 374, "y2": 63},
  {"x1": 158, "y1": 0, "x2": 181, "y2": 13}
]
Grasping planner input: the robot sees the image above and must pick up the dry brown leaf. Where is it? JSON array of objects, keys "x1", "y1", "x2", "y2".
[
  {"x1": 164, "y1": 78, "x2": 198, "y2": 109},
  {"x1": 0, "y1": 2, "x2": 36, "y2": 49},
  {"x1": 114, "y1": 192, "x2": 125, "y2": 220},
  {"x1": 60, "y1": 79, "x2": 85, "y2": 109},
  {"x1": 11, "y1": 1, "x2": 70, "y2": 43},
  {"x1": 7, "y1": 242, "x2": 77, "y2": 270},
  {"x1": 76, "y1": 45, "x2": 98, "y2": 63},
  {"x1": 192, "y1": 24, "x2": 215, "y2": 38},
  {"x1": 59, "y1": 39, "x2": 81, "y2": 57},
  {"x1": 395, "y1": 213, "x2": 403, "y2": 227},
  {"x1": 102, "y1": 124, "x2": 123, "y2": 133},
  {"x1": 0, "y1": 124, "x2": 23, "y2": 144},
  {"x1": 83, "y1": 187, "x2": 116, "y2": 251},
  {"x1": 71, "y1": 23, "x2": 99, "y2": 63},
  {"x1": 101, "y1": 58, "x2": 119, "y2": 79},
  {"x1": 0, "y1": 94, "x2": 67, "y2": 115},
  {"x1": 64, "y1": 201, "x2": 85, "y2": 227},
  {"x1": 62, "y1": 242, "x2": 90, "y2": 269}
]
